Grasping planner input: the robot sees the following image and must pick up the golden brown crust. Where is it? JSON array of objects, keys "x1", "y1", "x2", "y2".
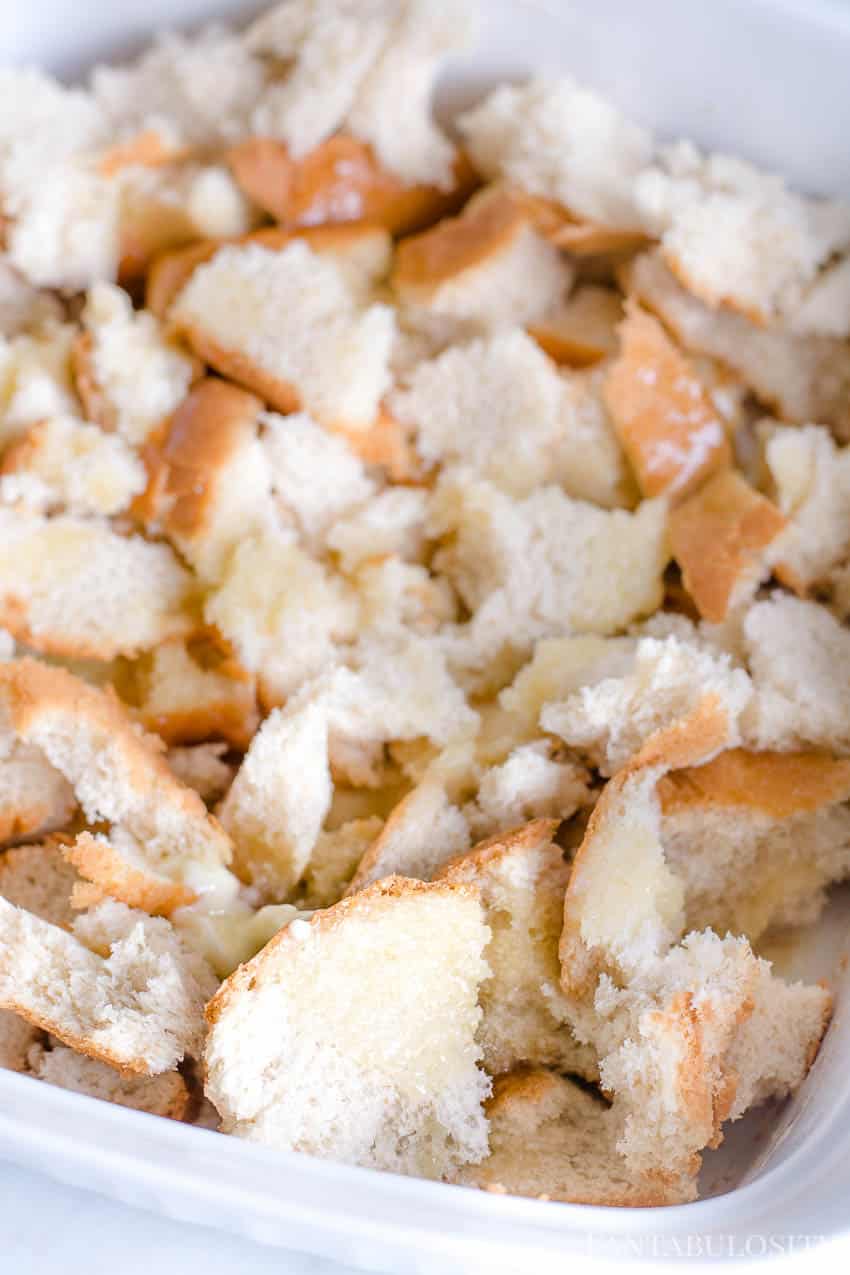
[
  {"x1": 436, "y1": 818, "x2": 561, "y2": 880},
  {"x1": 152, "y1": 377, "x2": 263, "y2": 540},
  {"x1": 391, "y1": 188, "x2": 528, "y2": 300},
  {"x1": 205, "y1": 874, "x2": 479, "y2": 1029},
  {"x1": 513, "y1": 192, "x2": 651, "y2": 257},
  {"x1": 669, "y1": 470, "x2": 787, "y2": 622},
  {"x1": 603, "y1": 302, "x2": 731, "y2": 499},
  {"x1": 527, "y1": 287, "x2": 622, "y2": 367},
  {"x1": 71, "y1": 332, "x2": 117, "y2": 431},
  {"x1": 63, "y1": 833, "x2": 196, "y2": 917},
  {"x1": 658, "y1": 749, "x2": 850, "y2": 819},
  {"x1": 227, "y1": 135, "x2": 478, "y2": 237},
  {"x1": 97, "y1": 130, "x2": 183, "y2": 178}
]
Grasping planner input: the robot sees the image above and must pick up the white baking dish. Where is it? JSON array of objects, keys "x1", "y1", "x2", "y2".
[{"x1": 2, "y1": 0, "x2": 850, "y2": 1268}]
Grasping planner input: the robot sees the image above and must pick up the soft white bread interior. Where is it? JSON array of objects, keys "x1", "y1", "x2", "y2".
[
  {"x1": 204, "y1": 877, "x2": 491, "y2": 1178},
  {"x1": 454, "y1": 1067, "x2": 695, "y2": 1206},
  {"x1": 27, "y1": 1040, "x2": 191, "y2": 1120},
  {"x1": 438, "y1": 822, "x2": 597, "y2": 1079},
  {"x1": 0, "y1": 895, "x2": 215, "y2": 1074}
]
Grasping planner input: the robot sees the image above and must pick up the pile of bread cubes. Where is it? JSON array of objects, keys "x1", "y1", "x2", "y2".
[{"x1": 1, "y1": 0, "x2": 850, "y2": 1208}]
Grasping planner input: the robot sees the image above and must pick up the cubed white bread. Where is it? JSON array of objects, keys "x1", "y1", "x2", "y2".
[
  {"x1": 75, "y1": 282, "x2": 197, "y2": 446},
  {"x1": 466, "y1": 741, "x2": 590, "y2": 840},
  {"x1": 550, "y1": 365, "x2": 638, "y2": 510},
  {"x1": 0, "y1": 895, "x2": 216, "y2": 1074},
  {"x1": 458, "y1": 77, "x2": 653, "y2": 231},
  {"x1": 741, "y1": 595, "x2": 850, "y2": 753},
  {"x1": 624, "y1": 250, "x2": 850, "y2": 438},
  {"x1": 327, "y1": 488, "x2": 428, "y2": 572},
  {"x1": 345, "y1": 0, "x2": 477, "y2": 189},
  {"x1": 0, "y1": 841, "x2": 82, "y2": 1070},
  {"x1": 204, "y1": 529, "x2": 359, "y2": 707},
  {"x1": 0, "y1": 509, "x2": 195, "y2": 660},
  {"x1": 433, "y1": 478, "x2": 669, "y2": 666},
  {"x1": 122, "y1": 639, "x2": 259, "y2": 751},
  {"x1": 541, "y1": 634, "x2": 752, "y2": 776},
  {"x1": 226, "y1": 133, "x2": 477, "y2": 237},
  {"x1": 0, "y1": 736, "x2": 76, "y2": 846},
  {"x1": 166, "y1": 743, "x2": 235, "y2": 804},
  {"x1": 0, "y1": 415, "x2": 146, "y2": 516},
  {"x1": 0, "y1": 659, "x2": 235, "y2": 913},
  {"x1": 116, "y1": 163, "x2": 256, "y2": 285},
  {"x1": 262, "y1": 411, "x2": 375, "y2": 549},
  {"x1": 346, "y1": 780, "x2": 469, "y2": 894},
  {"x1": 438, "y1": 822, "x2": 597, "y2": 1079},
  {"x1": 634, "y1": 144, "x2": 850, "y2": 328},
  {"x1": 763, "y1": 424, "x2": 850, "y2": 593},
  {"x1": 0, "y1": 323, "x2": 79, "y2": 449},
  {"x1": 354, "y1": 557, "x2": 456, "y2": 639},
  {"x1": 204, "y1": 876, "x2": 491, "y2": 1177},
  {"x1": 218, "y1": 701, "x2": 331, "y2": 902},
  {"x1": 557, "y1": 734, "x2": 830, "y2": 1183},
  {"x1": 390, "y1": 329, "x2": 567, "y2": 495},
  {"x1": 27, "y1": 1041, "x2": 191, "y2": 1120},
  {"x1": 91, "y1": 24, "x2": 265, "y2": 151},
  {"x1": 151, "y1": 378, "x2": 274, "y2": 583},
  {"x1": 668, "y1": 471, "x2": 787, "y2": 622},
  {"x1": 603, "y1": 303, "x2": 730, "y2": 499},
  {"x1": 495, "y1": 636, "x2": 638, "y2": 760},
  {"x1": 249, "y1": 0, "x2": 474, "y2": 189},
  {"x1": 0, "y1": 261, "x2": 63, "y2": 337},
  {"x1": 528, "y1": 285, "x2": 623, "y2": 367},
  {"x1": 658, "y1": 749, "x2": 850, "y2": 938},
  {"x1": 391, "y1": 188, "x2": 572, "y2": 329},
  {"x1": 455, "y1": 1068, "x2": 694, "y2": 1206},
  {"x1": 171, "y1": 241, "x2": 395, "y2": 433},
  {"x1": 299, "y1": 817, "x2": 385, "y2": 909},
  {"x1": 594, "y1": 930, "x2": 830, "y2": 1185}
]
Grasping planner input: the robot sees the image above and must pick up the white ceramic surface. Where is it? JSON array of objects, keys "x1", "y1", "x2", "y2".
[{"x1": 2, "y1": 2, "x2": 850, "y2": 1269}]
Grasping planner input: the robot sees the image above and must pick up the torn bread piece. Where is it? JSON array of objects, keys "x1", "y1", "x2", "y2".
[
  {"x1": 262, "y1": 410, "x2": 376, "y2": 550},
  {"x1": 603, "y1": 303, "x2": 731, "y2": 499},
  {"x1": 634, "y1": 144, "x2": 850, "y2": 328},
  {"x1": 528, "y1": 285, "x2": 623, "y2": 367},
  {"x1": 465, "y1": 741, "x2": 590, "y2": 840},
  {"x1": 741, "y1": 595, "x2": 850, "y2": 753},
  {"x1": 0, "y1": 736, "x2": 77, "y2": 846},
  {"x1": 0, "y1": 260, "x2": 63, "y2": 338},
  {"x1": 227, "y1": 134, "x2": 476, "y2": 235},
  {"x1": 204, "y1": 529, "x2": 359, "y2": 707},
  {"x1": 0, "y1": 508, "x2": 196, "y2": 660},
  {"x1": 458, "y1": 77, "x2": 653, "y2": 231},
  {"x1": 762, "y1": 423, "x2": 850, "y2": 594},
  {"x1": 346, "y1": 779, "x2": 470, "y2": 894},
  {"x1": 551, "y1": 366, "x2": 637, "y2": 510},
  {"x1": 391, "y1": 188, "x2": 572, "y2": 329},
  {"x1": 390, "y1": 328, "x2": 567, "y2": 494},
  {"x1": 668, "y1": 471, "x2": 787, "y2": 623},
  {"x1": 218, "y1": 701, "x2": 331, "y2": 901},
  {"x1": 0, "y1": 322, "x2": 80, "y2": 450},
  {"x1": 171, "y1": 240, "x2": 395, "y2": 432},
  {"x1": 166, "y1": 743, "x2": 235, "y2": 805},
  {"x1": 149, "y1": 377, "x2": 274, "y2": 582},
  {"x1": 74, "y1": 282, "x2": 197, "y2": 446},
  {"x1": 541, "y1": 634, "x2": 752, "y2": 776},
  {"x1": 326, "y1": 487, "x2": 428, "y2": 573},
  {"x1": 0, "y1": 895, "x2": 215, "y2": 1074},
  {"x1": 625, "y1": 250, "x2": 850, "y2": 438},
  {"x1": 26, "y1": 1041, "x2": 191, "y2": 1120},
  {"x1": 433, "y1": 478, "x2": 669, "y2": 671},
  {"x1": 299, "y1": 816, "x2": 385, "y2": 909},
  {"x1": 0, "y1": 415, "x2": 147, "y2": 516},
  {"x1": 119, "y1": 639, "x2": 259, "y2": 751},
  {"x1": 659, "y1": 749, "x2": 850, "y2": 938},
  {"x1": 438, "y1": 822, "x2": 597, "y2": 1079},
  {"x1": 0, "y1": 841, "x2": 84, "y2": 1070},
  {"x1": 557, "y1": 722, "x2": 830, "y2": 1185},
  {"x1": 204, "y1": 876, "x2": 490, "y2": 1177},
  {"x1": 455, "y1": 1068, "x2": 693, "y2": 1206},
  {"x1": 0, "y1": 659, "x2": 235, "y2": 912}
]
